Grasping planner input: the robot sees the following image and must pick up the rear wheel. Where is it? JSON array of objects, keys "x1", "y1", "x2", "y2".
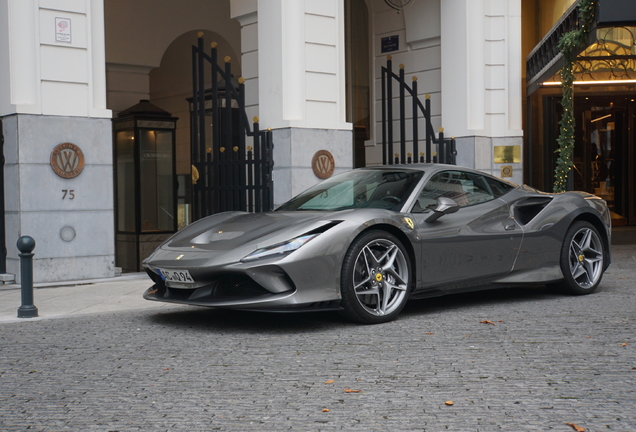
[
  {"x1": 339, "y1": 231, "x2": 411, "y2": 324},
  {"x1": 550, "y1": 221, "x2": 605, "y2": 295}
]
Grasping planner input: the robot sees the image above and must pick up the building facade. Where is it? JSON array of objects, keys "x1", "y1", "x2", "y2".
[
  {"x1": 1, "y1": 0, "x2": 523, "y2": 283},
  {"x1": 523, "y1": 0, "x2": 636, "y2": 227}
]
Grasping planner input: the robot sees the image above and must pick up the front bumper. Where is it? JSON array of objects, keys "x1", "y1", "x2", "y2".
[{"x1": 143, "y1": 249, "x2": 343, "y2": 312}]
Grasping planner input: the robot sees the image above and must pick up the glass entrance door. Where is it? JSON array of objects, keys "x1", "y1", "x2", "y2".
[{"x1": 573, "y1": 96, "x2": 636, "y2": 226}]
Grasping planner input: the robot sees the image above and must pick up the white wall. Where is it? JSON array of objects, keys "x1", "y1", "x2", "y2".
[{"x1": 367, "y1": 0, "x2": 443, "y2": 165}]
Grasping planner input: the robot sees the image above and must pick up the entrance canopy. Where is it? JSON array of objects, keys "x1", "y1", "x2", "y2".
[{"x1": 526, "y1": 0, "x2": 636, "y2": 94}]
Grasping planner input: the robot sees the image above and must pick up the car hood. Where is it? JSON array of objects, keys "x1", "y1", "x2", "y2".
[{"x1": 162, "y1": 211, "x2": 343, "y2": 252}]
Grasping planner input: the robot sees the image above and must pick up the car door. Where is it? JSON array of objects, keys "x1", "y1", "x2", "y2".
[{"x1": 410, "y1": 170, "x2": 523, "y2": 289}]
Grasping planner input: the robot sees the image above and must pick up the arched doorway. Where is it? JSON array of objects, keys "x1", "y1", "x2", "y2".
[{"x1": 150, "y1": 30, "x2": 240, "y2": 229}]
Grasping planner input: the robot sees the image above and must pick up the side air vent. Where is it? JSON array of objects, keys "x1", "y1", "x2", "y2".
[{"x1": 514, "y1": 197, "x2": 553, "y2": 225}]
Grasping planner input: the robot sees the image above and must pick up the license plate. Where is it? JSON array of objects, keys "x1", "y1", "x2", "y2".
[{"x1": 158, "y1": 269, "x2": 194, "y2": 284}]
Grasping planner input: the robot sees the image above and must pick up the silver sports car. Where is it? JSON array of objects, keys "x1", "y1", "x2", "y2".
[{"x1": 143, "y1": 164, "x2": 611, "y2": 324}]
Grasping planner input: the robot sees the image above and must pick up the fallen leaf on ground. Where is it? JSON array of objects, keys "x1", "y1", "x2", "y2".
[
  {"x1": 479, "y1": 320, "x2": 495, "y2": 325},
  {"x1": 344, "y1": 389, "x2": 361, "y2": 393},
  {"x1": 324, "y1": 380, "x2": 335, "y2": 384},
  {"x1": 565, "y1": 423, "x2": 585, "y2": 432},
  {"x1": 322, "y1": 409, "x2": 330, "y2": 412},
  {"x1": 445, "y1": 400, "x2": 454, "y2": 406},
  {"x1": 426, "y1": 332, "x2": 435, "y2": 335},
  {"x1": 621, "y1": 342, "x2": 627, "y2": 347}
]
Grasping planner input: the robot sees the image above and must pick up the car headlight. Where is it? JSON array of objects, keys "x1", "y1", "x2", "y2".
[{"x1": 241, "y1": 234, "x2": 319, "y2": 262}]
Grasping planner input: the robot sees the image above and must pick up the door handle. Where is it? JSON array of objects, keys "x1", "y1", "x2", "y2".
[{"x1": 504, "y1": 223, "x2": 516, "y2": 231}]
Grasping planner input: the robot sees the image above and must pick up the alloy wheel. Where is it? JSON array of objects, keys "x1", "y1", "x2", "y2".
[
  {"x1": 567, "y1": 226, "x2": 604, "y2": 289},
  {"x1": 352, "y1": 238, "x2": 409, "y2": 317}
]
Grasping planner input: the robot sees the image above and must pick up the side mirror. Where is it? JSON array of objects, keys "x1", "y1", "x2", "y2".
[{"x1": 425, "y1": 197, "x2": 460, "y2": 223}]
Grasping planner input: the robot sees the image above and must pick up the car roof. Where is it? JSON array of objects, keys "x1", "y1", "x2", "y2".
[
  {"x1": 358, "y1": 163, "x2": 475, "y2": 173},
  {"x1": 357, "y1": 164, "x2": 520, "y2": 187}
]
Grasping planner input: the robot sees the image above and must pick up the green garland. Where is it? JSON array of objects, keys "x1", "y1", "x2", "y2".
[{"x1": 553, "y1": 0, "x2": 595, "y2": 192}]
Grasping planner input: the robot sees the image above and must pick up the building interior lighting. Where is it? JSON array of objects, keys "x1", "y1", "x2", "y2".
[
  {"x1": 591, "y1": 114, "x2": 612, "y2": 122},
  {"x1": 542, "y1": 79, "x2": 636, "y2": 86}
]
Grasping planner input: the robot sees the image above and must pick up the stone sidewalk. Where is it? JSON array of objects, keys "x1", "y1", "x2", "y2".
[{"x1": 0, "y1": 272, "x2": 174, "y2": 323}]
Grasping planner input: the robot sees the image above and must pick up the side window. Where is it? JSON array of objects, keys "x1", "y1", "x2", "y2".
[
  {"x1": 485, "y1": 176, "x2": 515, "y2": 198},
  {"x1": 463, "y1": 173, "x2": 494, "y2": 205},
  {"x1": 416, "y1": 170, "x2": 496, "y2": 211}
]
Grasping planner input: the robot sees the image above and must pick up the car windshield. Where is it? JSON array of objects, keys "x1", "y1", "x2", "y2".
[{"x1": 276, "y1": 169, "x2": 424, "y2": 211}]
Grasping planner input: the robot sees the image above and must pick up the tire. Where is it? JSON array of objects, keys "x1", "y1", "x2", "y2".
[
  {"x1": 550, "y1": 221, "x2": 605, "y2": 295},
  {"x1": 339, "y1": 231, "x2": 412, "y2": 324}
]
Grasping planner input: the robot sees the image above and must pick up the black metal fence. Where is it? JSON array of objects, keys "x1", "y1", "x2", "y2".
[
  {"x1": 381, "y1": 56, "x2": 456, "y2": 165},
  {"x1": 191, "y1": 35, "x2": 273, "y2": 220}
]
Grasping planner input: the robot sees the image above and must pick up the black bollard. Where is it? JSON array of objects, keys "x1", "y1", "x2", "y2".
[{"x1": 17, "y1": 236, "x2": 38, "y2": 318}]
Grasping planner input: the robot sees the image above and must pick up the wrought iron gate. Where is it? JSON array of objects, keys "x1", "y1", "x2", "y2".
[
  {"x1": 381, "y1": 56, "x2": 456, "y2": 165},
  {"x1": 191, "y1": 35, "x2": 273, "y2": 221}
]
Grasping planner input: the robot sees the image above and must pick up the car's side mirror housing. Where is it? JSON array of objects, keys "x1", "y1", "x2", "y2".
[{"x1": 425, "y1": 197, "x2": 460, "y2": 223}]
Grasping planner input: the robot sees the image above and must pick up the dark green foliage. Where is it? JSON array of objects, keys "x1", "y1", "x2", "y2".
[{"x1": 554, "y1": 0, "x2": 595, "y2": 192}]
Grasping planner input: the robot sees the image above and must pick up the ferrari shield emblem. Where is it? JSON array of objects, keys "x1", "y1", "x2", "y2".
[{"x1": 404, "y1": 217, "x2": 415, "y2": 229}]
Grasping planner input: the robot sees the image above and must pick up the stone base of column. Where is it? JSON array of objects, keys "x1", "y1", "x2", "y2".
[
  {"x1": 271, "y1": 128, "x2": 353, "y2": 206},
  {"x1": 2, "y1": 114, "x2": 115, "y2": 283},
  {"x1": 454, "y1": 136, "x2": 524, "y2": 185}
]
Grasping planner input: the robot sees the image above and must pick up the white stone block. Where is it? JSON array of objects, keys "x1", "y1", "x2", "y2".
[
  {"x1": 306, "y1": 72, "x2": 337, "y2": 102},
  {"x1": 39, "y1": 9, "x2": 87, "y2": 48},
  {"x1": 39, "y1": 0, "x2": 87, "y2": 13},
  {"x1": 486, "y1": 65, "x2": 506, "y2": 90},
  {"x1": 485, "y1": 40, "x2": 506, "y2": 65},
  {"x1": 305, "y1": 101, "x2": 337, "y2": 129},
  {"x1": 305, "y1": 43, "x2": 337, "y2": 74},
  {"x1": 485, "y1": 16, "x2": 505, "y2": 40},
  {"x1": 304, "y1": 0, "x2": 336, "y2": 17},
  {"x1": 40, "y1": 45, "x2": 88, "y2": 83},
  {"x1": 241, "y1": 21, "x2": 258, "y2": 53},
  {"x1": 41, "y1": 81, "x2": 88, "y2": 117},
  {"x1": 305, "y1": 14, "x2": 336, "y2": 46}
]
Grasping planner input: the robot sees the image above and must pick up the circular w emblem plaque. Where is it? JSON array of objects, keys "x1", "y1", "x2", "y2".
[
  {"x1": 311, "y1": 150, "x2": 335, "y2": 179},
  {"x1": 50, "y1": 143, "x2": 85, "y2": 179}
]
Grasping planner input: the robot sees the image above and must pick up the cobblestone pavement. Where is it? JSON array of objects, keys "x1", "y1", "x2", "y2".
[{"x1": 1, "y1": 246, "x2": 635, "y2": 431}]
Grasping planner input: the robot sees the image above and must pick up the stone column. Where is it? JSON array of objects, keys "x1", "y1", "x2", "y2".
[
  {"x1": 441, "y1": 0, "x2": 523, "y2": 183},
  {"x1": 1, "y1": 0, "x2": 115, "y2": 283},
  {"x1": 232, "y1": 0, "x2": 353, "y2": 205}
]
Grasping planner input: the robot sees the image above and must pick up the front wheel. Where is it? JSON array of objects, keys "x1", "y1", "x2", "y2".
[
  {"x1": 550, "y1": 221, "x2": 605, "y2": 295},
  {"x1": 339, "y1": 231, "x2": 412, "y2": 324}
]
